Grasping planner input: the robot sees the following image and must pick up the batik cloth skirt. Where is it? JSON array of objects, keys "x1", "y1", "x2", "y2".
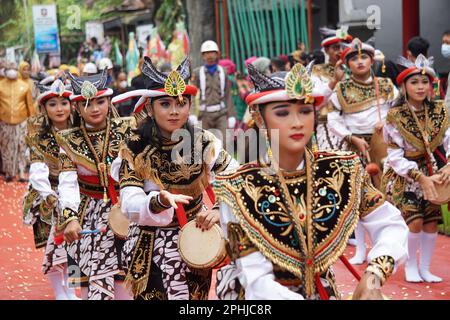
[
  {"x1": 23, "y1": 185, "x2": 67, "y2": 274},
  {"x1": 66, "y1": 195, "x2": 125, "y2": 300},
  {"x1": 381, "y1": 156, "x2": 442, "y2": 225},
  {"x1": 122, "y1": 222, "x2": 212, "y2": 300}
]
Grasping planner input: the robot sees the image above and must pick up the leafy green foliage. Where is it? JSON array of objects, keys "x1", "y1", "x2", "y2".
[
  {"x1": 0, "y1": 0, "x2": 122, "y2": 48},
  {"x1": 155, "y1": 0, "x2": 184, "y2": 45}
]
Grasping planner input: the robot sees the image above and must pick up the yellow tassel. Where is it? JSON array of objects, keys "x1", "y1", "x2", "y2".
[
  {"x1": 103, "y1": 188, "x2": 108, "y2": 203},
  {"x1": 305, "y1": 265, "x2": 315, "y2": 298}
]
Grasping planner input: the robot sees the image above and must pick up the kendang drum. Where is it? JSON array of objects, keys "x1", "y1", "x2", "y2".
[
  {"x1": 430, "y1": 182, "x2": 450, "y2": 206},
  {"x1": 178, "y1": 219, "x2": 227, "y2": 269},
  {"x1": 108, "y1": 204, "x2": 130, "y2": 240},
  {"x1": 368, "y1": 130, "x2": 388, "y2": 188}
]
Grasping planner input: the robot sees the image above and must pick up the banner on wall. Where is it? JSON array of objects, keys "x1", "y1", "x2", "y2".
[{"x1": 32, "y1": 4, "x2": 60, "y2": 54}]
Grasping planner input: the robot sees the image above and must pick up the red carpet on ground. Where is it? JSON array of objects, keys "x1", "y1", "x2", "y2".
[{"x1": 0, "y1": 178, "x2": 448, "y2": 300}]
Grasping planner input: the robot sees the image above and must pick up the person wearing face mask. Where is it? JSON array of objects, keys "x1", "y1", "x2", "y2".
[
  {"x1": 442, "y1": 30, "x2": 450, "y2": 112},
  {"x1": 112, "y1": 71, "x2": 133, "y2": 117},
  {"x1": 0, "y1": 61, "x2": 36, "y2": 182}
]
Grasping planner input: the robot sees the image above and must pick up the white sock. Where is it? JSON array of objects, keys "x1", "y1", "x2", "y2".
[
  {"x1": 405, "y1": 231, "x2": 423, "y2": 282},
  {"x1": 349, "y1": 222, "x2": 366, "y2": 265},
  {"x1": 46, "y1": 270, "x2": 68, "y2": 300},
  {"x1": 114, "y1": 281, "x2": 133, "y2": 300},
  {"x1": 419, "y1": 232, "x2": 442, "y2": 283},
  {"x1": 62, "y1": 265, "x2": 80, "y2": 300}
]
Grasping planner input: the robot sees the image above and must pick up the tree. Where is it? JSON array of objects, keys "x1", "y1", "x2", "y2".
[{"x1": 185, "y1": 0, "x2": 216, "y2": 68}]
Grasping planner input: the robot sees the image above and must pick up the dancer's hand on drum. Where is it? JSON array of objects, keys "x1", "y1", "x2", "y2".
[
  {"x1": 351, "y1": 136, "x2": 370, "y2": 154},
  {"x1": 196, "y1": 210, "x2": 220, "y2": 231},
  {"x1": 159, "y1": 190, "x2": 192, "y2": 209},
  {"x1": 418, "y1": 174, "x2": 441, "y2": 201},
  {"x1": 64, "y1": 220, "x2": 82, "y2": 243},
  {"x1": 352, "y1": 272, "x2": 384, "y2": 300}
]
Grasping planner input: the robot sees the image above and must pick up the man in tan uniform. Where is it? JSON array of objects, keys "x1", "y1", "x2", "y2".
[
  {"x1": 0, "y1": 61, "x2": 36, "y2": 182},
  {"x1": 192, "y1": 40, "x2": 236, "y2": 147}
]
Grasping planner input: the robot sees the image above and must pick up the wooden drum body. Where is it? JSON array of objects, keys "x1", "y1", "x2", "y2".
[{"x1": 369, "y1": 130, "x2": 388, "y2": 189}]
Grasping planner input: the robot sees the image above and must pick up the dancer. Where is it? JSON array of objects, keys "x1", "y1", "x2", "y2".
[
  {"x1": 328, "y1": 38, "x2": 399, "y2": 264},
  {"x1": 313, "y1": 27, "x2": 352, "y2": 150},
  {"x1": 381, "y1": 54, "x2": 450, "y2": 283},
  {"x1": 214, "y1": 63, "x2": 408, "y2": 300},
  {"x1": 23, "y1": 79, "x2": 78, "y2": 300},
  {"x1": 110, "y1": 56, "x2": 237, "y2": 300},
  {"x1": 56, "y1": 69, "x2": 135, "y2": 300}
]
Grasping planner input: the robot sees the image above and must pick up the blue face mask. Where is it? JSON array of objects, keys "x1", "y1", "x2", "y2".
[
  {"x1": 205, "y1": 64, "x2": 218, "y2": 75},
  {"x1": 442, "y1": 44, "x2": 450, "y2": 59}
]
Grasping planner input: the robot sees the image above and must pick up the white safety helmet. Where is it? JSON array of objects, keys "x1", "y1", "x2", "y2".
[
  {"x1": 200, "y1": 40, "x2": 219, "y2": 53},
  {"x1": 83, "y1": 62, "x2": 98, "y2": 74},
  {"x1": 97, "y1": 57, "x2": 113, "y2": 70}
]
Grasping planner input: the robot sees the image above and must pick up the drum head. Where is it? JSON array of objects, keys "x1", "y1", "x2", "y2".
[
  {"x1": 178, "y1": 220, "x2": 225, "y2": 269},
  {"x1": 108, "y1": 204, "x2": 129, "y2": 239}
]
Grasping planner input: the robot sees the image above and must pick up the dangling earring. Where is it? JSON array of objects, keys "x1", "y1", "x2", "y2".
[
  {"x1": 150, "y1": 116, "x2": 158, "y2": 140},
  {"x1": 311, "y1": 132, "x2": 319, "y2": 158},
  {"x1": 43, "y1": 113, "x2": 49, "y2": 127}
]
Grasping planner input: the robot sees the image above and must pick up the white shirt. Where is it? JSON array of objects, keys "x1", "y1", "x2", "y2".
[
  {"x1": 383, "y1": 115, "x2": 450, "y2": 180},
  {"x1": 328, "y1": 77, "x2": 399, "y2": 138}
]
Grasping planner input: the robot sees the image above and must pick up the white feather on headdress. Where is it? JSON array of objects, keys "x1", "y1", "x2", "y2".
[{"x1": 396, "y1": 54, "x2": 435, "y2": 77}]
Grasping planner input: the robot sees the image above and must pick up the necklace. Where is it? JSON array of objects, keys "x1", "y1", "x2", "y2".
[
  {"x1": 81, "y1": 118, "x2": 112, "y2": 202},
  {"x1": 266, "y1": 150, "x2": 316, "y2": 298}
]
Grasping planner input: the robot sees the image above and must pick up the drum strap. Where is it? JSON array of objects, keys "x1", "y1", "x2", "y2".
[
  {"x1": 374, "y1": 77, "x2": 382, "y2": 123},
  {"x1": 175, "y1": 185, "x2": 216, "y2": 228}
]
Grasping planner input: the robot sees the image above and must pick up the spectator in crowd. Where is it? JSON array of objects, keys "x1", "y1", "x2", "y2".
[
  {"x1": 0, "y1": 61, "x2": 35, "y2": 182},
  {"x1": 81, "y1": 62, "x2": 98, "y2": 76},
  {"x1": 270, "y1": 56, "x2": 286, "y2": 72},
  {"x1": 112, "y1": 71, "x2": 133, "y2": 117},
  {"x1": 0, "y1": 58, "x2": 6, "y2": 80},
  {"x1": 442, "y1": 29, "x2": 450, "y2": 110},
  {"x1": 97, "y1": 57, "x2": 114, "y2": 86},
  {"x1": 407, "y1": 36, "x2": 430, "y2": 62},
  {"x1": 193, "y1": 40, "x2": 236, "y2": 143},
  {"x1": 18, "y1": 61, "x2": 38, "y2": 100}
]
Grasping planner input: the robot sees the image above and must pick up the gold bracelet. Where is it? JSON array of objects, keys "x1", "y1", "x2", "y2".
[
  {"x1": 365, "y1": 255, "x2": 395, "y2": 286},
  {"x1": 408, "y1": 169, "x2": 423, "y2": 182}
]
